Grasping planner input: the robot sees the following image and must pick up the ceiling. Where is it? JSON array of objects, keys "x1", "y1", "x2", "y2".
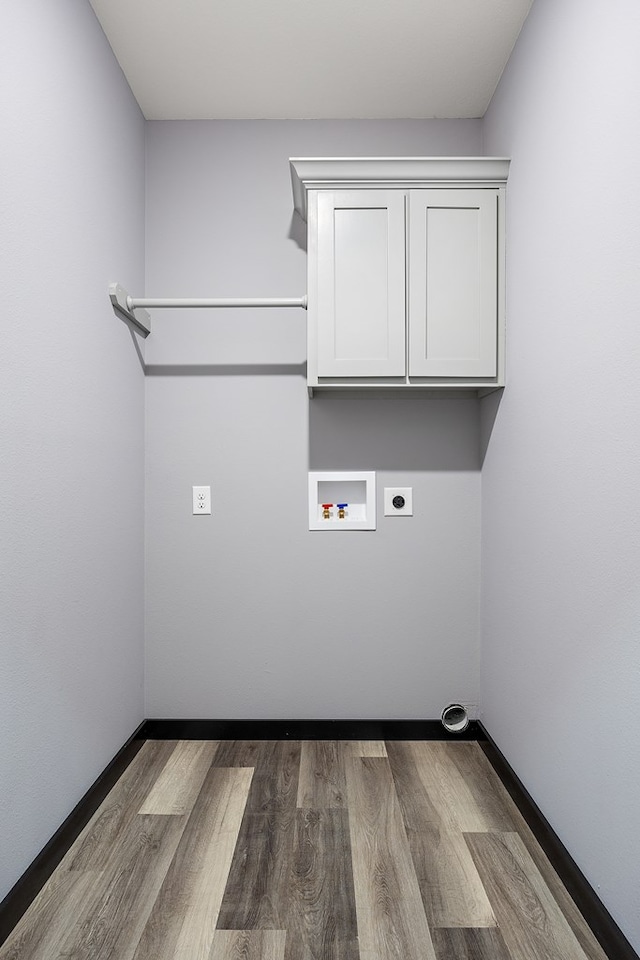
[{"x1": 89, "y1": 0, "x2": 534, "y2": 121}]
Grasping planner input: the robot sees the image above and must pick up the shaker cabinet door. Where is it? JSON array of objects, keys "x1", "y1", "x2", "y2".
[
  {"x1": 408, "y1": 190, "x2": 498, "y2": 378},
  {"x1": 316, "y1": 190, "x2": 406, "y2": 377}
]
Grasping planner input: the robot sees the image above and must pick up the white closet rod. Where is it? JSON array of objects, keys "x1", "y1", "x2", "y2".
[
  {"x1": 133, "y1": 296, "x2": 307, "y2": 309},
  {"x1": 109, "y1": 283, "x2": 307, "y2": 339}
]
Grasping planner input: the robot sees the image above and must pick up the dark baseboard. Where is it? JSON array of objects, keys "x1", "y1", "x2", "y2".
[
  {"x1": 0, "y1": 722, "x2": 147, "y2": 947},
  {"x1": 140, "y1": 717, "x2": 485, "y2": 741},
  {"x1": 478, "y1": 722, "x2": 638, "y2": 960}
]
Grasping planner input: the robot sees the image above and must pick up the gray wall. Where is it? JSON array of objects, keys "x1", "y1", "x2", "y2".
[
  {"x1": 481, "y1": 0, "x2": 640, "y2": 950},
  {"x1": 0, "y1": 1, "x2": 146, "y2": 900},
  {"x1": 144, "y1": 120, "x2": 484, "y2": 718}
]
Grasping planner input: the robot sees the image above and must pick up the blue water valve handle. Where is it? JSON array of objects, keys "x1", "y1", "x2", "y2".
[{"x1": 337, "y1": 502, "x2": 348, "y2": 519}]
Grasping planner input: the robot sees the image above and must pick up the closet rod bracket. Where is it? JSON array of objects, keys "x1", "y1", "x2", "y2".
[{"x1": 109, "y1": 283, "x2": 151, "y2": 338}]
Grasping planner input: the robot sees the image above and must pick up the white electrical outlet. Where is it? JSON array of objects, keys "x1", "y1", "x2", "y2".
[
  {"x1": 192, "y1": 485, "x2": 211, "y2": 515},
  {"x1": 384, "y1": 487, "x2": 413, "y2": 516}
]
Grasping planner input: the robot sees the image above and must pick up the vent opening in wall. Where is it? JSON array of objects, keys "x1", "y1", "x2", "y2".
[{"x1": 441, "y1": 703, "x2": 469, "y2": 734}]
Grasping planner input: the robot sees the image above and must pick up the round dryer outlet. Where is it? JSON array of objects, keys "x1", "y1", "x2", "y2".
[{"x1": 384, "y1": 487, "x2": 413, "y2": 516}]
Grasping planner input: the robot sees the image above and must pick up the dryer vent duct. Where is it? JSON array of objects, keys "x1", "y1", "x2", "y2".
[{"x1": 441, "y1": 703, "x2": 469, "y2": 734}]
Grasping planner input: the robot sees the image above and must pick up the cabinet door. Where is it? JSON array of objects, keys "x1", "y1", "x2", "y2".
[
  {"x1": 409, "y1": 190, "x2": 498, "y2": 378},
  {"x1": 316, "y1": 191, "x2": 406, "y2": 377}
]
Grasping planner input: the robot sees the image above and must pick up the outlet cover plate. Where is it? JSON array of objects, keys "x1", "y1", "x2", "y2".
[
  {"x1": 384, "y1": 487, "x2": 413, "y2": 516},
  {"x1": 192, "y1": 485, "x2": 211, "y2": 515}
]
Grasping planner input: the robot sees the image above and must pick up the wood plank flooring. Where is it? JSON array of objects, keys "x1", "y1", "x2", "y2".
[{"x1": 0, "y1": 740, "x2": 611, "y2": 960}]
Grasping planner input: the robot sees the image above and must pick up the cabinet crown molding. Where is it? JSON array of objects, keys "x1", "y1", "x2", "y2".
[{"x1": 289, "y1": 156, "x2": 510, "y2": 220}]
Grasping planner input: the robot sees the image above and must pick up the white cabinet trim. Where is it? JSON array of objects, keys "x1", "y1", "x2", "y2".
[{"x1": 290, "y1": 157, "x2": 510, "y2": 220}]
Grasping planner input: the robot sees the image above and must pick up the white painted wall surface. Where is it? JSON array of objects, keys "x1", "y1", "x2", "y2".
[
  {"x1": 481, "y1": 0, "x2": 640, "y2": 950},
  {"x1": 144, "y1": 120, "x2": 484, "y2": 718},
  {"x1": 0, "y1": 1, "x2": 145, "y2": 901}
]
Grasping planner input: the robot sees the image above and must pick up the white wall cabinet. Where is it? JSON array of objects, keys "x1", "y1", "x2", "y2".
[
  {"x1": 316, "y1": 190, "x2": 406, "y2": 378},
  {"x1": 408, "y1": 189, "x2": 498, "y2": 379},
  {"x1": 290, "y1": 157, "x2": 509, "y2": 395}
]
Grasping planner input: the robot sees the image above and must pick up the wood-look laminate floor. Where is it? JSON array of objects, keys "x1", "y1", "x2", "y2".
[{"x1": 1, "y1": 740, "x2": 611, "y2": 960}]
